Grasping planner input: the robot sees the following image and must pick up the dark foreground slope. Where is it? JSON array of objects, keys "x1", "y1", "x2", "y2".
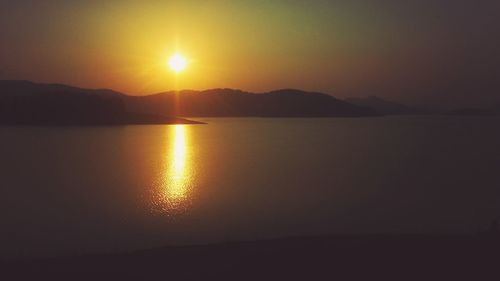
[
  {"x1": 3, "y1": 234, "x2": 500, "y2": 281},
  {"x1": 0, "y1": 81, "x2": 201, "y2": 125},
  {"x1": 125, "y1": 89, "x2": 380, "y2": 117}
]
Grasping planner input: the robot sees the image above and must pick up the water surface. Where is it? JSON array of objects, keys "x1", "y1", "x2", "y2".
[{"x1": 1, "y1": 117, "x2": 500, "y2": 257}]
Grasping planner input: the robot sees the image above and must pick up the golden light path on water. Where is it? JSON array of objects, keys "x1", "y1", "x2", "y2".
[
  {"x1": 169, "y1": 125, "x2": 188, "y2": 200},
  {"x1": 154, "y1": 125, "x2": 194, "y2": 213}
]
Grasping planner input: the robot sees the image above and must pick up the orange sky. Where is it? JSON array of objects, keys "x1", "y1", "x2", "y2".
[{"x1": 1, "y1": 1, "x2": 499, "y2": 107}]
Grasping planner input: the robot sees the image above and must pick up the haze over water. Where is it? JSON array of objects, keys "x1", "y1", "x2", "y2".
[{"x1": 1, "y1": 116, "x2": 500, "y2": 258}]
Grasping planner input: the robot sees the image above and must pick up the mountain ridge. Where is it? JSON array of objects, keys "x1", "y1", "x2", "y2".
[
  {"x1": 124, "y1": 88, "x2": 380, "y2": 117},
  {"x1": 2, "y1": 80, "x2": 430, "y2": 119},
  {"x1": 0, "y1": 80, "x2": 200, "y2": 125},
  {"x1": 345, "y1": 95, "x2": 429, "y2": 115}
]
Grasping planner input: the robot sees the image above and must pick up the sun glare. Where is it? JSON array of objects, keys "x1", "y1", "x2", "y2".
[{"x1": 168, "y1": 53, "x2": 188, "y2": 73}]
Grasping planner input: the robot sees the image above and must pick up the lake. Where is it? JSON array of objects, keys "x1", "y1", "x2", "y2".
[{"x1": 1, "y1": 116, "x2": 500, "y2": 258}]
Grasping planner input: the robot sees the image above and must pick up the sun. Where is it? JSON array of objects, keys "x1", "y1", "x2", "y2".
[{"x1": 168, "y1": 53, "x2": 188, "y2": 73}]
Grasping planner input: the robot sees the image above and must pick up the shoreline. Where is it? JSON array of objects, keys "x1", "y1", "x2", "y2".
[{"x1": 3, "y1": 233, "x2": 500, "y2": 280}]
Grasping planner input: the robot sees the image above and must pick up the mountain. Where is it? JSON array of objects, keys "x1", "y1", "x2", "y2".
[
  {"x1": 124, "y1": 89, "x2": 380, "y2": 117},
  {"x1": 0, "y1": 80, "x2": 124, "y2": 98},
  {"x1": 0, "y1": 80, "x2": 201, "y2": 125},
  {"x1": 345, "y1": 96, "x2": 426, "y2": 115},
  {"x1": 0, "y1": 81, "x2": 380, "y2": 125},
  {"x1": 449, "y1": 106, "x2": 500, "y2": 116},
  {"x1": 447, "y1": 100, "x2": 500, "y2": 116}
]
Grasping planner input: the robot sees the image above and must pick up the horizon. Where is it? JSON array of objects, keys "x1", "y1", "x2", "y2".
[
  {"x1": 1, "y1": 79, "x2": 496, "y2": 111},
  {"x1": 0, "y1": 78, "x2": 398, "y2": 100}
]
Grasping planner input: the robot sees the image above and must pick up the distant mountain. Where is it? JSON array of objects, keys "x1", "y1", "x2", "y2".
[
  {"x1": 124, "y1": 89, "x2": 380, "y2": 117},
  {"x1": 0, "y1": 80, "x2": 123, "y2": 97},
  {"x1": 0, "y1": 80, "x2": 200, "y2": 125},
  {"x1": 0, "y1": 81, "x2": 380, "y2": 124},
  {"x1": 449, "y1": 106, "x2": 500, "y2": 116},
  {"x1": 447, "y1": 100, "x2": 500, "y2": 116},
  {"x1": 345, "y1": 96, "x2": 426, "y2": 115}
]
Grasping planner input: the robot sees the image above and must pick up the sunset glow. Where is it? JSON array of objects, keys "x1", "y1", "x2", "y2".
[{"x1": 2, "y1": 1, "x2": 498, "y2": 106}]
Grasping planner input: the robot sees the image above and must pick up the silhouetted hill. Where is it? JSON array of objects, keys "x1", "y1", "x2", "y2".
[
  {"x1": 0, "y1": 80, "x2": 124, "y2": 98},
  {"x1": 125, "y1": 89, "x2": 380, "y2": 117},
  {"x1": 0, "y1": 81, "x2": 201, "y2": 125},
  {"x1": 449, "y1": 103, "x2": 500, "y2": 116},
  {"x1": 345, "y1": 96, "x2": 427, "y2": 115},
  {"x1": 0, "y1": 81, "x2": 381, "y2": 121}
]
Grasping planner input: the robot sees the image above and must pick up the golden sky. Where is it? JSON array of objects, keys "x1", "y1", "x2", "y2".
[{"x1": 1, "y1": 0, "x2": 499, "y2": 106}]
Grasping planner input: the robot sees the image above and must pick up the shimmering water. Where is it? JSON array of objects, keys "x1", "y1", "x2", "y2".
[{"x1": 1, "y1": 117, "x2": 500, "y2": 257}]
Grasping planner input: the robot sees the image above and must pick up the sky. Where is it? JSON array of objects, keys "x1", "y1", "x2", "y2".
[{"x1": 1, "y1": 0, "x2": 499, "y2": 107}]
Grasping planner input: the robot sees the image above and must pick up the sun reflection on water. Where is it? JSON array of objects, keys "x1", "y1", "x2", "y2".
[{"x1": 153, "y1": 125, "x2": 194, "y2": 213}]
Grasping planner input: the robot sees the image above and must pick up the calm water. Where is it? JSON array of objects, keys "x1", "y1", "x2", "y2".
[{"x1": 1, "y1": 117, "x2": 500, "y2": 257}]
